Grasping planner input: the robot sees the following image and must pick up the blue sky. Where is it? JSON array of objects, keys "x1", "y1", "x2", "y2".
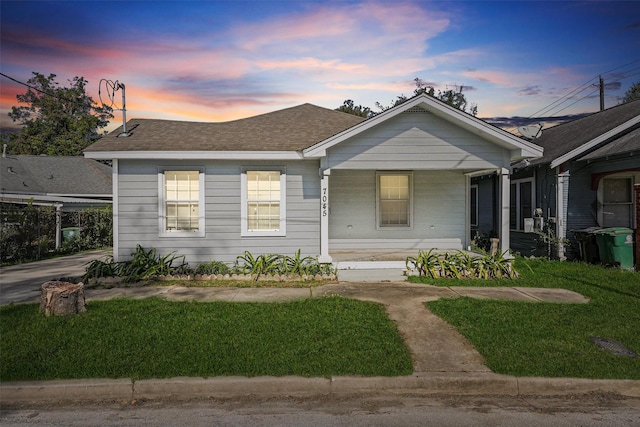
[{"x1": 1, "y1": 1, "x2": 639, "y2": 132}]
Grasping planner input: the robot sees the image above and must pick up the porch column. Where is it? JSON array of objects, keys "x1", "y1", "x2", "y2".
[
  {"x1": 556, "y1": 169, "x2": 569, "y2": 260},
  {"x1": 55, "y1": 204, "x2": 62, "y2": 249},
  {"x1": 498, "y1": 168, "x2": 511, "y2": 257},
  {"x1": 318, "y1": 171, "x2": 332, "y2": 263}
]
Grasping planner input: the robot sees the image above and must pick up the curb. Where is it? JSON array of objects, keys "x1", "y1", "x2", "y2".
[{"x1": 2, "y1": 374, "x2": 639, "y2": 403}]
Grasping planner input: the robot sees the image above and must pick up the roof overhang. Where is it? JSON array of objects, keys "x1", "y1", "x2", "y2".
[
  {"x1": 84, "y1": 150, "x2": 305, "y2": 161},
  {"x1": 303, "y1": 94, "x2": 543, "y2": 160},
  {"x1": 550, "y1": 115, "x2": 640, "y2": 169},
  {"x1": 1, "y1": 193, "x2": 112, "y2": 206}
]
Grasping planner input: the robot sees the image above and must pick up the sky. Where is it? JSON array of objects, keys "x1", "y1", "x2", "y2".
[{"x1": 1, "y1": 0, "x2": 640, "y2": 134}]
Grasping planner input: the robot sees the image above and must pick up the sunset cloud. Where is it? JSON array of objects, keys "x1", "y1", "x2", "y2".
[{"x1": 1, "y1": 0, "x2": 636, "y2": 132}]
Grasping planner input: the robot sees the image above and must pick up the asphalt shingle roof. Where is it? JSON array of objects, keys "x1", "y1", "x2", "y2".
[
  {"x1": 0, "y1": 155, "x2": 112, "y2": 195},
  {"x1": 84, "y1": 103, "x2": 366, "y2": 153},
  {"x1": 526, "y1": 99, "x2": 640, "y2": 166}
]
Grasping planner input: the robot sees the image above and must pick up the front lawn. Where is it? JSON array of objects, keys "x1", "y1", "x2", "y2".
[
  {"x1": 419, "y1": 258, "x2": 640, "y2": 379},
  {"x1": 0, "y1": 296, "x2": 412, "y2": 382}
]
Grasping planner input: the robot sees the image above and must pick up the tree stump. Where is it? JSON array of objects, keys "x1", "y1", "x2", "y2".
[{"x1": 40, "y1": 281, "x2": 87, "y2": 316}]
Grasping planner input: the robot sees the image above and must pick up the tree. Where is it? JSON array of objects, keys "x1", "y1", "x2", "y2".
[
  {"x1": 621, "y1": 81, "x2": 640, "y2": 103},
  {"x1": 338, "y1": 77, "x2": 478, "y2": 118},
  {"x1": 7, "y1": 72, "x2": 113, "y2": 156},
  {"x1": 336, "y1": 99, "x2": 374, "y2": 118}
]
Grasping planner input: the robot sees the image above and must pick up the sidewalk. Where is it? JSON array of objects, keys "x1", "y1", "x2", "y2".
[{"x1": 3, "y1": 279, "x2": 638, "y2": 402}]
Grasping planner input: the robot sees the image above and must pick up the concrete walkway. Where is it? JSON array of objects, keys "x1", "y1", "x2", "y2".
[
  {"x1": 0, "y1": 249, "x2": 111, "y2": 305},
  {"x1": 2, "y1": 255, "x2": 639, "y2": 402}
]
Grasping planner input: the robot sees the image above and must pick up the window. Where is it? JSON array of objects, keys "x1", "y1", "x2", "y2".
[
  {"x1": 510, "y1": 179, "x2": 533, "y2": 231},
  {"x1": 159, "y1": 168, "x2": 204, "y2": 237},
  {"x1": 377, "y1": 172, "x2": 412, "y2": 228},
  {"x1": 470, "y1": 184, "x2": 478, "y2": 227},
  {"x1": 241, "y1": 168, "x2": 286, "y2": 236},
  {"x1": 601, "y1": 177, "x2": 633, "y2": 227}
]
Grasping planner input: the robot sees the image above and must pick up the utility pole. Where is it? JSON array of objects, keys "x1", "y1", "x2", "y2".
[{"x1": 599, "y1": 75, "x2": 605, "y2": 111}]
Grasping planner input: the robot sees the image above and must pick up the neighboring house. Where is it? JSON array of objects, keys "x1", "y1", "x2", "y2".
[
  {"x1": 83, "y1": 94, "x2": 543, "y2": 267},
  {"x1": 0, "y1": 154, "x2": 112, "y2": 247},
  {"x1": 473, "y1": 99, "x2": 640, "y2": 259}
]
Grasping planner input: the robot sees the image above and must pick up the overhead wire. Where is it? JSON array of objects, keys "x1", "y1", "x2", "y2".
[
  {"x1": 504, "y1": 59, "x2": 640, "y2": 134},
  {"x1": 0, "y1": 72, "x2": 110, "y2": 113}
]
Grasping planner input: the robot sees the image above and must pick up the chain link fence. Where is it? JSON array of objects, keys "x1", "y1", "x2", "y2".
[{"x1": 0, "y1": 203, "x2": 112, "y2": 264}]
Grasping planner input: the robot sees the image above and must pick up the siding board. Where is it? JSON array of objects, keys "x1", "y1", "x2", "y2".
[
  {"x1": 326, "y1": 110, "x2": 509, "y2": 170},
  {"x1": 116, "y1": 159, "x2": 321, "y2": 265}
]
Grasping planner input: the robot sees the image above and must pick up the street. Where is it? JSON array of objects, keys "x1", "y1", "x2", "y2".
[{"x1": 2, "y1": 392, "x2": 639, "y2": 426}]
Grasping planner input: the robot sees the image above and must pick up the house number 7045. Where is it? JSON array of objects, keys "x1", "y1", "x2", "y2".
[{"x1": 322, "y1": 187, "x2": 328, "y2": 217}]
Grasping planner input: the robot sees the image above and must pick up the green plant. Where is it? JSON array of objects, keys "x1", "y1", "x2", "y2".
[
  {"x1": 118, "y1": 245, "x2": 188, "y2": 282},
  {"x1": 406, "y1": 249, "x2": 440, "y2": 278},
  {"x1": 83, "y1": 256, "x2": 118, "y2": 281},
  {"x1": 406, "y1": 250, "x2": 518, "y2": 280},
  {"x1": 195, "y1": 260, "x2": 230, "y2": 275},
  {"x1": 235, "y1": 251, "x2": 283, "y2": 279},
  {"x1": 283, "y1": 249, "x2": 315, "y2": 275},
  {"x1": 534, "y1": 227, "x2": 570, "y2": 260}
]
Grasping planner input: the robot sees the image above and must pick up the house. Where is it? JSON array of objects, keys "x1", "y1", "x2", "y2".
[
  {"x1": 473, "y1": 99, "x2": 640, "y2": 259},
  {"x1": 0, "y1": 154, "x2": 112, "y2": 248},
  {"x1": 83, "y1": 94, "x2": 543, "y2": 267}
]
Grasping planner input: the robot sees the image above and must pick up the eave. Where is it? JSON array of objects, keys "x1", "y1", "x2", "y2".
[
  {"x1": 550, "y1": 115, "x2": 640, "y2": 169},
  {"x1": 84, "y1": 151, "x2": 305, "y2": 161}
]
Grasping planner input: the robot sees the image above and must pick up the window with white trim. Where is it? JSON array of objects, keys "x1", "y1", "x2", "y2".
[
  {"x1": 377, "y1": 172, "x2": 412, "y2": 228},
  {"x1": 600, "y1": 176, "x2": 633, "y2": 228},
  {"x1": 510, "y1": 178, "x2": 534, "y2": 231},
  {"x1": 159, "y1": 168, "x2": 205, "y2": 237},
  {"x1": 241, "y1": 168, "x2": 286, "y2": 236}
]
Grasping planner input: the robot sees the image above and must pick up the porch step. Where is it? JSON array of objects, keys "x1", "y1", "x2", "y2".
[
  {"x1": 335, "y1": 261, "x2": 407, "y2": 282},
  {"x1": 337, "y1": 268, "x2": 407, "y2": 282}
]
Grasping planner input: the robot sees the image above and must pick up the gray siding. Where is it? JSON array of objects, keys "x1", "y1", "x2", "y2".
[
  {"x1": 328, "y1": 169, "x2": 466, "y2": 250},
  {"x1": 326, "y1": 110, "x2": 510, "y2": 170},
  {"x1": 117, "y1": 159, "x2": 321, "y2": 265}
]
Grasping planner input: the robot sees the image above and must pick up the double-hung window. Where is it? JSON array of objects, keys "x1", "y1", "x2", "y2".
[
  {"x1": 159, "y1": 168, "x2": 205, "y2": 237},
  {"x1": 377, "y1": 172, "x2": 412, "y2": 228},
  {"x1": 241, "y1": 168, "x2": 286, "y2": 236},
  {"x1": 510, "y1": 178, "x2": 534, "y2": 231},
  {"x1": 600, "y1": 177, "x2": 633, "y2": 227}
]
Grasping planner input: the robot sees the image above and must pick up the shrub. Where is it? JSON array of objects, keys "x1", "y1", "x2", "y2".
[
  {"x1": 83, "y1": 245, "x2": 188, "y2": 283},
  {"x1": 195, "y1": 260, "x2": 230, "y2": 275},
  {"x1": 406, "y1": 250, "x2": 518, "y2": 280}
]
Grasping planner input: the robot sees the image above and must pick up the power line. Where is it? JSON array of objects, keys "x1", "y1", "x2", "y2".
[
  {"x1": 0, "y1": 72, "x2": 109, "y2": 113},
  {"x1": 524, "y1": 59, "x2": 640, "y2": 121}
]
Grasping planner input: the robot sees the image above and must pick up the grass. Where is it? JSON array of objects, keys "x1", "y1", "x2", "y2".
[
  {"x1": 416, "y1": 258, "x2": 640, "y2": 379},
  {"x1": 0, "y1": 296, "x2": 412, "y2": 382}
]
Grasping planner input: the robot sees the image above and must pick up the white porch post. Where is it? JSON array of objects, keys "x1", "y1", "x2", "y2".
[
  {"x1": 556, "y1": 169, "x2": 569, "y2": 260},
  {"x1": 498, "y1": 168, "x2": 511, "y2": 257},
  {"x1": 55, "y1": 204, "x2": 62, "y2": 249},
  {"x1": 318, "y1": 170, "x2": 332, "y2": 263},
  {"x1": 112, "y1": 159, "x2": 119, "y2": 261}
]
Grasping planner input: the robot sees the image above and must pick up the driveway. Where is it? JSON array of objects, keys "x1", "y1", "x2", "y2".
[{"x1": 0, "y1": 250, "x2": 111, "y2": 305}]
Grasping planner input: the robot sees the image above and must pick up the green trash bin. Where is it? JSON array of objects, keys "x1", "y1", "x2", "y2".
[
  {"x1": 594, "y1": 227, "x2": 634, "y2": 270},
  {"x1": 62, "y1": 227, "x2": 81, "y2": 241}
]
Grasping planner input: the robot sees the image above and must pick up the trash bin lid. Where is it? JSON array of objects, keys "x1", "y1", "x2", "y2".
[
  {"x1": 575, "y1": 227, "x2": 602, "y2": 234},
  {"x1": 595, "y1": 227, "x2": 633, "y2": 235}
]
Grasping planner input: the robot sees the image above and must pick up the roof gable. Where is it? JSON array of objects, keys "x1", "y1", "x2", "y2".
[{"x1": 303, "y1": 94, "x2": 543, "y2": 160}]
